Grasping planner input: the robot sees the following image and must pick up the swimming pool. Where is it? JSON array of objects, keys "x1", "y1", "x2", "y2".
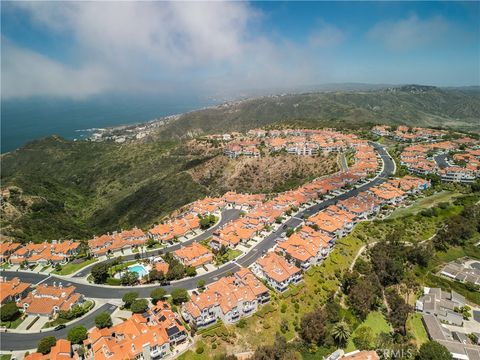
[{"x1": 128, "y1": 264, "x2": 148, "y2": 278}]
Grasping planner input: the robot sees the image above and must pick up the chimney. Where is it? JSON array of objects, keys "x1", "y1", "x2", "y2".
[{"x1": 59, "y1": 282, "x2": 63, "y2": 289}]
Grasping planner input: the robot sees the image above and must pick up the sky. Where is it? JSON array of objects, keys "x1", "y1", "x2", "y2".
[{"x1": 1, "y1": 1, "x2": 479, "y2": 101}]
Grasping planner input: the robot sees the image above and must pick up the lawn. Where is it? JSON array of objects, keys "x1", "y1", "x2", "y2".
[
  {"x1": 225, "y1": 249, "x2": 242, "y2": 261},
  {"x1": 407, "y1": 313, "x2": 429, "y2": 347},
  {"x1": 52, "y1": 258, "x2": 98, "y2": 275},
  {"x1": 388, "y1": 191, "x2": 460, "y2": 219},
  {"x1": 345, "y1": 311, "x2": 391, "y2": 352},
  {"x1": 0, "y1": 355, "x2": 12, "y2": 360}
]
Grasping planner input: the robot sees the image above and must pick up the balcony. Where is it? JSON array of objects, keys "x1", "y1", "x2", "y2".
[{"x1": 151, "y1": 348, "x2": 167, "y2": 359}]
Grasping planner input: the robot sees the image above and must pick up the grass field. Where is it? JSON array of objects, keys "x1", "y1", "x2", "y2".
[
  {"x1": 345, "y1": 311, "x2": 391, "y2": 352},
  {"x1": 388, "y1": 191, "x2": 460, "y2": 219},
  {"x1": 52, "y1": 258, "x2": 97, "y2": 275},
  {"x1": 407, "y1": 313, "x2": 429, "y2": 347}
]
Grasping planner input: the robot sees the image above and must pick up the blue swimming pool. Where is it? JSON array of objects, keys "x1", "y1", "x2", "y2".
[{"x1": 128, "y1": 264, "x2": 148, "y2": 278}]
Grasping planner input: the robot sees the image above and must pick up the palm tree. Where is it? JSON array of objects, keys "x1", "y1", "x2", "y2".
[{"x1": 332, "y1": 320, "x2": 351, "y2": 347}]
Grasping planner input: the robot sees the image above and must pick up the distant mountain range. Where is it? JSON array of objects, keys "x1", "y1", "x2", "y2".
[
  {"x1": 154, "y1": 85, "x2": 479, "y2": 141},
  {"x1": 1, "y1": 85, "x2": 479, "y2": 243}
]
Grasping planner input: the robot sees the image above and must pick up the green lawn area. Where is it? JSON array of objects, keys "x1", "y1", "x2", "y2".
[
  {"x1": 0, "y1": 316, "x2": 24, "y2": 329},
  {"x1": 0, "y1": 263, "x2": 10, "y2": 270},
  {"x1": 225, "y1": 249, "x2": 242, "y2": 261},
  {"x1": 407, "y1": 313, "x2": 429, "y2": 347},
  {"x1": 0, "y1": 354, "x2": 12, "y2": 360},
  {"x1": 345, "y1": 311, "x2": 391, "y2": 352},
  {"x1": 52, "y1": 258, "x2": 97, "y2": 275},
  {"x1": 388, "y1": 191, "x2": 460, "y2": 219}
]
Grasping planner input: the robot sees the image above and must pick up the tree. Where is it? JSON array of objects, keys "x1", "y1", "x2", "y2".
[
  {"x1": 385, "y1": 289, "x2": 412, "y2": 335},
  {"x1": 150, "y1": 288, "x2": 167, "y2": 304},
  {"x1": 348, "y1": 276, "x2": 381, "y2": 320},
  {"x1": 67, "y1": 326, "x2": 88, "y2": 344},
  {"x1": 332, "y1": 321, "x2": 351, "y2": 347},
  {"x1": 122, "y1": 292, "x2": 138, "y2": 308},
  {"x1": 130, "y1": 299, "x2": 149, "y2": 313},
  {"x1": 95, "y1": 312, "x2": 112, "y2": 329},
  {"x1": 197, "y1": 279, "x2": 206, "y2": 290},
  {"x1": 352, "y1": 326, "x2": 375, "y2": 350},
  {"x1": 37, "y1": 336, "x2": 57, "y2": 355},
  {"x1": 416, "y1": 341, "x2": 452, "y2": 360},
  {"x1": 300, "y1": 308, "x2": 327, "y2": 345},
  {"x1": 0, "y1": 301, "x2": 20, "y2": 322},
  {"x1": 185, "y1": 266, "x2": 197, "y2": 277},
  {"x1": 171, "y1": 288, "x2": 189, "y2": 305},
  {"x1": 91, "y1": 263, "x2": 109, "y2": 284},
  {"x1": 286, "y1": 228, "x2": 295, "y2": 237},
  {"x1": 148, "y1": 269, "x2": 165, "y2": 283},
  {"x1": 121, "y1": 271, "x2": 139, "y2": 286}
]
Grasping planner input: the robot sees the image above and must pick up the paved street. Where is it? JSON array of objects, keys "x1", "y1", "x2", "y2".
[
  {"x1": 434, "y1": 153, "x2": 449, "y2": 169},
  {"x1": 72, "y1": 208, "x2": 242, "y2": 278},
  {"x1": 0, "y1": 143, "x2": 395, "y2": 352},
  {"x1": 0, "y1": 303, "x2": 117, "y2": 351},
  {"x1": 0, "y1": 143, "x2": 395, "y2": 301}
]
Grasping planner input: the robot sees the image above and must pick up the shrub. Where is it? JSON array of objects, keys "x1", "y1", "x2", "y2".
[
  {"x1": 95, "y1": 312, "x2": 113, "y2": 329},
  {"x1": 130, "y1": 299, "x2": 149, "y2": 314},
  {"x1": 0, "y1": 301, "x2": 20, "y2": 322},
  {"x1": 37, "y1": 336, "x2": 57, "y2": 354}
]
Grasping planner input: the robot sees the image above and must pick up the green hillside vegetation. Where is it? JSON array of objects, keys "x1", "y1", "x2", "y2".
[
  {"x1": 156, "y1": 87, "x2": 480, "y2": 141},
  {"x1": 0, "y1": 136, "x2": 337, "y2": 243}
]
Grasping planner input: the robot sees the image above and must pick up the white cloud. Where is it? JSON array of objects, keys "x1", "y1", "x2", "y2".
[
  {"x1": 309, "y1": 22, "x2": 345, "y2": 48},
  {"x1": 1, "y1": 40, "x2": 112, "y2": 100},
  {"x1": 368, "y1": 14, "x2": 450, "y2": 51},
  {"x1": 2, "y1": 2, "x2": 351, "y2": 99}
]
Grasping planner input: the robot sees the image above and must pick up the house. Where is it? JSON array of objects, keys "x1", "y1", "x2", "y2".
[
  {"x1": 19, "y1": 283, "x2": 84, "y2": 318},
  {"x1": 83, "y1": 314, "x2": 170, "y2": 360},
  {"x1": 173, "y1": 242, "x2": 214, "y2": 269},
  {"x1": 182, "y1": 268, "x2": 270, "y2": 329},
  {"x1": 0, "y1": 242, "x2": 22, "y2": 263},
  {"x1": 25, "y1": 339, "x2": 74, "y2": 360},
  {"x1": 422, "y1": 314, "x2": 480, "y2": 360},
  {"x1": 0, "y1": 277, "x2": 31, "y2": 304},
  {"x1": 251, "y1": 252, "x2": 302, "y2": 292},
  {"x1": 342, "y1": 351, "x2": 380, "y2": 360},
  {"x1": 276, "y1": 227, "x2": 331, "y2": 270},
  {"x1": 144, "y1": 301, "x2": 188, "y2": 345},
  {"x1": 416, "y1": 287, "x2": 465, "y2": 326}
]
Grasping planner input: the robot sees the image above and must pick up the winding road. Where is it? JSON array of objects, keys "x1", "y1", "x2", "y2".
[{"x1": 0, "y1": 142, "x2": 395, "y2": 351}]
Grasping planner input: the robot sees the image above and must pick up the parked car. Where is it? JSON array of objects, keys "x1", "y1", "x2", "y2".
[{"x1": 54, "y1": 324, "x2": 66, "y2": 331}]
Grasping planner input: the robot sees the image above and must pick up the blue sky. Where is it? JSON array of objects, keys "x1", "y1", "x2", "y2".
[{"x1": 1, "y1": 1, "x2": 479, "y2": 100}]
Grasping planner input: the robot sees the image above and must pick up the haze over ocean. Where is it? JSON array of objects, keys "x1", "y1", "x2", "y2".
[{"x1": 1, "y1": 94, "x2": 216, "y2": 153}]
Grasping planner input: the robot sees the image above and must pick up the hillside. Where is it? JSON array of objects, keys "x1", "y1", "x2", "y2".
[
  {"x1": 154, "y1": 87, "x2": 480, "y2": 140},
  {"x1": 0, "y1": 137, "x2": 338, "y2": 243}
]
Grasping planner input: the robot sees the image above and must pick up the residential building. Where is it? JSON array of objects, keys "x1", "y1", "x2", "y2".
[
  {"x1": 182, "y1": 268, "x2": 270, "y2": 328},
  {"x1": 24, "y1": 339, "x2": 74, "y2": 360},
  {"x1": 19, "y1": 283, "x2": 84, "y2": 318},
  {"x1": 251, "y1": 252, "x2": 302, "y2": 292},
  {"x1": 0, "y1": 277, "x2": 30, "y2": 304},
  {"x1": 416, "y1": 287, "x2": 465, "y2": 326},
  {"x1": 83, "y1": 314, "x2": 170, "y2": 360},
  {"x1": 173, "y1": 242, "x2": 214, "y2": 269}
]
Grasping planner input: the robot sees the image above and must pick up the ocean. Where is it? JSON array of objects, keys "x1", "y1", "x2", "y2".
[{"x1": 1, "y1": 93, "x2": 216, "y2": 153}]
